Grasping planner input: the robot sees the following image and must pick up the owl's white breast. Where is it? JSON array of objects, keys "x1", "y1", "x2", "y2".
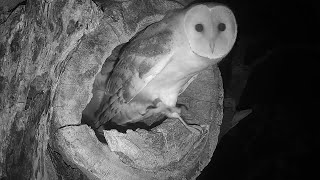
[
  {"x1": 129, "y1": 18, "x2": 213, "y2": 107},
  {"x1": 135, "y1": 46, "x2": 207, "y2": 107}
]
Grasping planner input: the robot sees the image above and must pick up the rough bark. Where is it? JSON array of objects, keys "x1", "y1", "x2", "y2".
[{"x1": 0, "y1": 0, "x2": 223, "y2": 179}]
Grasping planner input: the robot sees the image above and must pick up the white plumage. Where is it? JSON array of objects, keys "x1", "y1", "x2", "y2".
[{"x1": 94, "y1": 3, "x2": 237, "y2": 132}]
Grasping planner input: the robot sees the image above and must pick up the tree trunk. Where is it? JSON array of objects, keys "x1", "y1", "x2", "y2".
[{"x1": 0, "y1": 0, "x2": 223, "y2": 179}]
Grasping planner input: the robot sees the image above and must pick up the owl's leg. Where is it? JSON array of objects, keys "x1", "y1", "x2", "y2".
[
  {"x1": 164, "y1": 109, "x2": 203, "y2": 134},
  {"x1": 151, "y1": 98, "x2": 203, "y2": 134}
]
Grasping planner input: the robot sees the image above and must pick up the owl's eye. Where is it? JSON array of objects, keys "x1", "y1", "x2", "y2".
[
  {"x1": 218, "y1": 23, "x2": 226, "y2": 31},
  {"x1": 195, "y1": 23, "x2": 204, "y2": 32}
]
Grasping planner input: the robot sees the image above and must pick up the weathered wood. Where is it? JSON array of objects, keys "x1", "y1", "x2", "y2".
[{"x1": 0, "y1": 0, "x2": 223, "y2": 179}]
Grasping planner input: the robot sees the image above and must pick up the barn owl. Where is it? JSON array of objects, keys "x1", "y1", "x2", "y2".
[{"x1": 94, "y1": 3, "x2": 237, "y2": 132}]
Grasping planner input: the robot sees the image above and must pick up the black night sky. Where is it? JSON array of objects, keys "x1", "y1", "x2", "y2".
[{"x1": 197, "y1": 0, "x2": 318, "y2": 179}]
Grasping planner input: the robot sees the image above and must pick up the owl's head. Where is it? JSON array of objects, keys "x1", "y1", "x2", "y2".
[{"x1": 184, "y1": 4, "x2": 237, "y2": 60}]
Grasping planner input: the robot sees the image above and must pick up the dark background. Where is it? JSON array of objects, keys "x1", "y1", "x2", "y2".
[{"x1": 197, "y1": 0, "x2": 318, "y2": 179}]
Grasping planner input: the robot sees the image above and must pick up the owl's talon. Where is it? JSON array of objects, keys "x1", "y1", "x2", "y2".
[
  {"x1": 176, "y1": 103, "x2": 189, "y2": 111},
  {"x1": 149, "y1": 99, "x2": 202, "y2": 134},
  {"x1": 168, "y1": 106, "x2": 181, "y2": 114},
  {"x1": 167, "y1": 112, "x2": 202, "y2": 134},
  {"x1": 187, "y1": 124, "x2": 203, "y2": 134}
]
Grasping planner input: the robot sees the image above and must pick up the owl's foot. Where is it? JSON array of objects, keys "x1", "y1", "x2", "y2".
[
  {"x1": 150, "y1": 98, "x2": 202, "y2": 134},
  {"x1": 166, "y1": 111, "x2": 203, "y2": 134}
]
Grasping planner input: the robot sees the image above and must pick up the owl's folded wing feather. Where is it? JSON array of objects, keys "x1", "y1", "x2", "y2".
[{"x1": 95, "y1": 30, "x2": 175, "y2": 127}]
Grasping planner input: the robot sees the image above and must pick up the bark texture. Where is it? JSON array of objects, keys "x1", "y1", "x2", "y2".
[{"x1": 0, "y1": 0, "x2": 223, "y2": 179}]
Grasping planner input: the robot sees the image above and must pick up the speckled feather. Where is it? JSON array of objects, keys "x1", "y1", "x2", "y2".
[{"x1": 108, "y1": 30, "x2": 173, "y2": 100}]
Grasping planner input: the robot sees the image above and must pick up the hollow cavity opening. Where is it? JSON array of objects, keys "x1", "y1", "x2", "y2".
[{"x1": 80, "y1": 42, "x2": 167, "y2": 143}]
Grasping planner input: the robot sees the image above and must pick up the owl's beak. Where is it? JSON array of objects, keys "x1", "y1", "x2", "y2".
[{"x1": 210, "y1": 42, "x2": 215, "y2": 54}]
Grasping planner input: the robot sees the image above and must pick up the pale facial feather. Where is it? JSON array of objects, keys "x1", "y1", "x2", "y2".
[{"x1": 184, "y1": 4, "x2": 237, "y2": 60}]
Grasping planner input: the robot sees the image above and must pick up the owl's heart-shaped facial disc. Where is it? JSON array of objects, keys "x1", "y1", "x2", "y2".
[{"x1": 184, "y1": 4, "x2": 237, "y2": 60}]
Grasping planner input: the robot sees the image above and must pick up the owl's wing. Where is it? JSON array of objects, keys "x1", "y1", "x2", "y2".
[
  {"x1": 95, "y1": 29, "x2": 175, "y2": 126},
  {"x1": 108, "y1": 30, "x2": 174, "y2": 101}
]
